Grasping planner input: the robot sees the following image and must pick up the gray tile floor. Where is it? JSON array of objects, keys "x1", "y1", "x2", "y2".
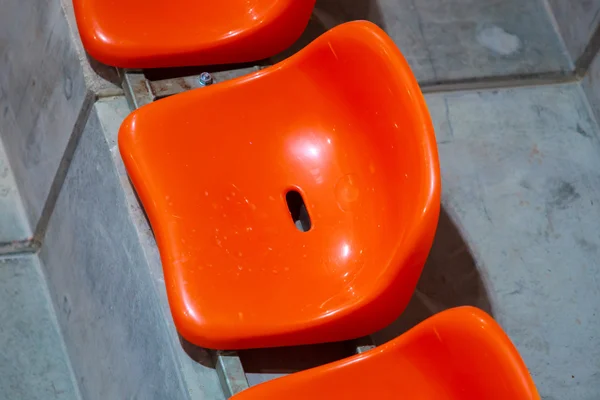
[{"x1": 0, "y1": 256, "x2": 79, "y2": 399}]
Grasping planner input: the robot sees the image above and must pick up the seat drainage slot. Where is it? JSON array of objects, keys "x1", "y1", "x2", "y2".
[{"x1": 285, "y1": 190, "x2": 311, "y2": 232}]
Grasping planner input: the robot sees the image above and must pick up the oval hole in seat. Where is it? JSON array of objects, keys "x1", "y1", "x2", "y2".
[{"x1": 285, "y1": 190, "x2": 311, "y2": 232}]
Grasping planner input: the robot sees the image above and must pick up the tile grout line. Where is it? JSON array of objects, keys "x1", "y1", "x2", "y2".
[
  {"x1": 32, "y1": 90, "x2": 97, "y2": 248},
  {"x1": 575, "y1": 21, "x2": 600, "y2": 76},
  {"x1": 0, "y1": 91, "x2": 96, "y2": 258},
  {"x1": 540, "y1": 0, "x2": 576, "y2": 71},
  {"x1": 420, "y1": 71, "x2": 579, "y2": 94},
  {"x1": 0, "y1": 251, "x2": 39, "y2": 262},
  {"x1": 575, "y1": 82, "x2": 600, "y2": 137},
  {"x1": 0, "y1": 242, "x2": 38, "y2": 258}
]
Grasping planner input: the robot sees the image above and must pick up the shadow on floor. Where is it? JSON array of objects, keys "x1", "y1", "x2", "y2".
[
  {"x1": 313, "y1": 0, "x2": 385, "y2": 29},
  {"x1": 372, "y1": 206, "x2": 494, "y2": 344},
  {"x1": 179, "y1": 335, "x2": 216, "y2": 368},
  {"x1": 180, "y1": 205, "x2": 493, "y2": 380},
  {"x1": 180, "y1": 335, "x2": 355, "y2": 382},
  {"x1": 86, "y1": 54, "x2": 122, "y2": 86},
  {"x1": 267, "y1": 0, "x2": 385, "y2": 63}
]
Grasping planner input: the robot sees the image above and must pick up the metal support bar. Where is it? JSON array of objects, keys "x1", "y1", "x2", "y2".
[
  {"x1": 354, "y1": 336, "x2": 376, "y2": 354},
  {"x1": 121, "y1": 65, "x2": 261, "y2": 110},
  {"x1": 122, "y1": 70, "x2": 154, "y2": 109},
  {"x1": 149, "y1": 76, "x2": 204, "y2": 99},
  {"x1": 215, "y1": 350, "x2": 250, "y2": 398}
]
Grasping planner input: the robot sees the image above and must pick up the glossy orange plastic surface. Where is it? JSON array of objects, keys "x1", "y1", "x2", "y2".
[
  {"x1": 73, "y1": 0, "x2": 315, "y2": 68},
  {"x1": 118, "y1": 21, "x2": 440, "y2": 349},
  {"x1": 232, "y1": 307, "x2": 540, "y2": 400}
]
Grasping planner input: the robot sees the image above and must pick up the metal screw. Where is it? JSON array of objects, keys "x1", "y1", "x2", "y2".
[{"x1": 199, "y1": 72, "x2": 213, "y2": 86}]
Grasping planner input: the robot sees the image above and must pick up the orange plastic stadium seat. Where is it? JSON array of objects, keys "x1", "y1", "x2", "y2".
[
  {"x1": 231, "y1": 307, "x2": 540, "y2": 400},
  {"x1": 118, "y1": 21, "x2": 441, "y2": 350},
  {"x1": 73, "y1": 0, "x2": 316, "y2": 68}
]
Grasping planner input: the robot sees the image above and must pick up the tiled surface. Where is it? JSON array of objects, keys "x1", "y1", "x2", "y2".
[
  {"x1": 304, "y1": 0, "x2": 572, "y2": 83},
  {"x1": 0, "y1": 255, "x2": 79, "y2": 400},
  {"x1": 0, "y1": 139, "x2": 31, "y2": 248},
  {"x1": 547, "y1": 0, "x2": 600, "y2": 63},
  {"x1": 0, "y1": 0, "x2": 89, "y2": 233},
  {"x1": 39, "y1": 98, "x2": 224, "y2": 400},
  {"x1": 372, "y1": 84, "x2": 600, "y2": 400}
]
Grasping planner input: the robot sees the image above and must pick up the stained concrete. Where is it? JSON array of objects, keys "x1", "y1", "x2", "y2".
[
  {"x1": 0, "y1": 256, "x2": 79, "y2": 400},
  {"x1": 0, "y1": 139, "x2": 31, "y2": 250}
]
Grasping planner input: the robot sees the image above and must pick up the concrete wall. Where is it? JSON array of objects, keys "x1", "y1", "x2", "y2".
[{"x1": 0, "y1": 0, "x2": 90, "y2": 240}]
